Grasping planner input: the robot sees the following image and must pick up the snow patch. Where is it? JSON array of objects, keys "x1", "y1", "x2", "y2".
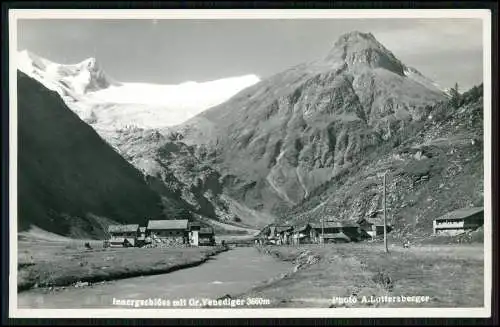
[{"x1": 403, "y1": 66, "x2": 447, "y2": 95}]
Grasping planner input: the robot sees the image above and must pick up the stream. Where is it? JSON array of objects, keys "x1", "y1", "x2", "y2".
[{"x1": 17, "y1": 247, "x2": 292, "y2": 309}]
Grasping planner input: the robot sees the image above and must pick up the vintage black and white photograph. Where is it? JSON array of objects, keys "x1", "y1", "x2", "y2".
[{"x1": 9, "y1": 9, "x2": 492, "y2": 318}]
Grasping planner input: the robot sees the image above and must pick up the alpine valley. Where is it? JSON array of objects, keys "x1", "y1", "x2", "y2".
[{"x1": 17, "y1": 31, "x2": 483, "y2": 239}]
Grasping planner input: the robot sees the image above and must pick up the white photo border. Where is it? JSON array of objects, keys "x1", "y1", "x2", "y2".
[{"x1": 8, "y1": 8, "x2": 493, "y2": 319}]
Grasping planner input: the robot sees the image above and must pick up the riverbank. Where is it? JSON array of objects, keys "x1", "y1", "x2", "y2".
[
  {"x1": 18, "y1": 239, "x2": 228, "y2": 292},
  {"x1": 239, "y1": 243, "x2": 484, "y2": 308},
  {"x1": 17, "y1": 247, "x2": 293, "y2": 309}
]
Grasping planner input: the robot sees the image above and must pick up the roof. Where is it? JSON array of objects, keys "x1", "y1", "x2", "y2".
[
  {"x1": 109, "y1": 237, "x2": 126, "y2": 243},
  {"x1": 147, "y1": 219, "x2": 189, "y2": 230},
  {"x1": 108, "y1": 224, "x2": 139, "y2": 233},
  {"x1": 276, "y1": 226, "x2": 293, "y2": 233},
  {"x1": 310, "y1": 223, "x2": 321, "y2": 229},
  {"x1": 189, "y1": 222, "x2": 202, "y2": 230},
  {"x1": 361, "y1": 218, "x2": 388, "y2": 226},
  {"x1": 139, "y1": 227, "x2": 146, "y2": 232},
  {"x1": 434, "y1": 207, "x2": 484, "y2": 221},
  {"x1": 311, "y1": 221, "x2": 359, "y2": 229},
  {"x1": 199, "y1": 227, "x2": 214, "y2": 235},
  {"x1": 321, "y1": 232, "x2": 351, "y2": 241},
  {"x1": 295, "y1": 224, "x2": 311, "y2": 232}
]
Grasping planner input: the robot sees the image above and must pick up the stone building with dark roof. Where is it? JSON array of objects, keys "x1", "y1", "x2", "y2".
[
  {"x1": 357, "y1": 217, "x2": 393, "y2": 239},
  {"x1": 147, "y1": 219, "x2": 189, "y2": 246}
]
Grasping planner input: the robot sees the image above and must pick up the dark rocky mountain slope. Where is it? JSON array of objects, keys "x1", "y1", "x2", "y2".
[
  {"x1": 104, "y1": 127, "x2": 271, "y2": 230},
  {"x1": 17, "y1": 71, "x2": 185, "y2": 238},
  {"x1": 280, "y1": 84, "x2": 484, "y2": 237}
]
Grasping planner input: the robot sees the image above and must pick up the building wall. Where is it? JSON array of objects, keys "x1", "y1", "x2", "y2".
[
  {"x1": 323, "y1": 237, "x2": 349, "y2": 244},
  {"x1": 151, "y1": 229, "x2": 186, "y2": 237},
  {"x1": 342, "y1": 227, "x2": 362, "y2": 241},
  {"x1": 190, "y1": 231, "x2": 199, "y2": 246},
  {"x1": 434, "y1": 220, "x2": 465, "y2": 229},
  {"x1": 110, "y1": 232, "x2": 137, "y2": 238},
  {"x1": 311, "y1": 229, "x2": 322, "y2": 243},
  {"x1": 109, "y1": 243, "x2": 125, "y2": 248},
  {"x1": 109, "y1": 239, "x2": 135, "y2": 247},
  {"x1": 433, "y1": 212, "x2": 484, "y2": 235},
  {"x1": 325, "y1": 227, "x2": 340, "y2": 234},
  {"x1": 374, "y1": 225, "x2": 387, "y2": 236},
  {"x1": 150, "y1": 230, "x2": 187, "y2": 246},
  {"x1": 278, "y1": 232, "x2": 292, "y2": 245},
  {"x1": 109, "y1": 232, "x2": 137, "y2": 247},
  {"x1": 464, "y1": 212, "x2": 484, "y2": 229},
  {"x1": 436, "y1": 229, "x2": 465, "y2": 236},
  {"x1": 291, "y1": 230, "x2": 312, "y2": 245},
  {"x1": 199, "y1": 234, "x2": 214, "y2": 246},
  {"x1": 366, "y1": 230, "x2": 376, "y2": 238}
]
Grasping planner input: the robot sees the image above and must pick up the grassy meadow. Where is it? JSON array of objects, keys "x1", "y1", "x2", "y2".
[
  {"x1": 242, "y1": 243, "x2": 484, "y2": 308},
  {"x1": 17, "y1": 238, "x2": 227, "y2": 292}
]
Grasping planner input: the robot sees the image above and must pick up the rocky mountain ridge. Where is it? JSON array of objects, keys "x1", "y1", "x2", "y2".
[
  {"x1": 282, "y1": 84, "x2": 484, "y2": 236},
  {"x1": 175, "y1": 31, "x2": 449, "y2": 218}
]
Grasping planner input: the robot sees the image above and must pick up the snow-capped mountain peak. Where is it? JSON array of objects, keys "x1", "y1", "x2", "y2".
[
  {"x1": 16, "y1": 50, "x2": 261, "y2": 130},
  {"x1": 17, "y1": 50, "x2": 114, "y2": 96},
  {"x1": 81, "y1": 57, "x2": 97, "y2": 69}
]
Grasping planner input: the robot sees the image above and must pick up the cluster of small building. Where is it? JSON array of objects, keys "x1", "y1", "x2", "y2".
[
  {"x1": 106, "y1": 219, "x2": 215, "y2": 248},
  {"x1": 261, "y1": 217, "x2": 392, "y2": 245},
  {"x1": 104, "y1": 207, "x2": 483, "y2": 248},
  {"x1": 261, "y1": 206, "x2": 485, "y2": 246}
]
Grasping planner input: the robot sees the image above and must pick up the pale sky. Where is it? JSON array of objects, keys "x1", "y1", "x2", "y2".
[{"x1": 17, "y1": 18, "x2": 483, "y2": 90}]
